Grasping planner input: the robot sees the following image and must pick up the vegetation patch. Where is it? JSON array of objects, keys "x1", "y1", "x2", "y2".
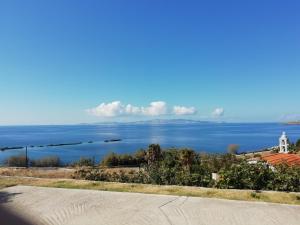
[
  {"x1": 0, "y1": 167, "x2": 74, "y2": 179},
  {"x1": 2, "y1": 144, "x2": 300, "y2": 193},
  {"x1": 30, "y1": 156, "x2": 61, "y2": 167},
  {"x1": 5, "y1": 155, "x2": 27, "y2": 167},
  {"x1": 73, "y1": 144, "x2": 300, "y2": 192},
  {"x1": 250, "y1": 191, "x2": 261, "y2": 199},
  {"x1": 71, "y1": 157, "x2": 95, "y2": 167}
]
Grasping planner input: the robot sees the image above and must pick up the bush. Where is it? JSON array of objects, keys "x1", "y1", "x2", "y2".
[
  {"x1": 30, "y1": 156, "x2": 61, "y2": 167},
  {"x1": 217, "y1": 160, "x2": 300, "y2": 191},
  {"x1": 101, "y1": 150, "x2": 147, "y2": 167},
  {"x1": 199, "y1": 153, "x2": 240, "y2": 173},
  {"x1": 101, "y1": 152, "x2": 119, "y2": 167},
  {"x1": 73, "y1": 167, "x2": 108, "y2": 181},
  {"x1": 272, "y1": 164, "x2": 300, "y2": 192},
  {"x1": 250, "y1": 191, "x2": 261, "y2": 199},
  {"x1": 217, "y1": 161, "x2": 274, "y2": 190},
  {"x1": 118, "y1": 154, "x2": 134, "y2": 166},
  {"x1": 72, "y1": 157, "x2": 94, "y2": 167},
  {"x1": 73, "y1": 167, "x2": 146, "y2": 183},
  {"x1": 5, "y1": 155, "x2": 27, "y2": 167},
  {"x1": 134, "y1": 149, "x2": 147, "y2": 165}
]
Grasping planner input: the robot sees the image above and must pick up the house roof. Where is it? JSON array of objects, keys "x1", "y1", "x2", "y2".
[{"x1": 262, "y1": 153, "x2": 300, "y2": 166}]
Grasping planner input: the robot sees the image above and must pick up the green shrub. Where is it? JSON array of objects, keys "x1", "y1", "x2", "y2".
[
  {"x1": 101, "y1": 150, "x2": 146, "y2": 167},
  {"x1": 199, "y1": 153, "x2": 240, "y2": 173},
  {"x1": 217, "y1": 160, "x2": 300, "y2": 191},
  {"x1": 73, "y1": 167, "x2": 147, "y2": 183},
  {"x1": 250, "y1": 191, "x2": 261, "y2": 199},
  {"x1": 272, "y1": 164, "x2": 300, "y2": 192}
]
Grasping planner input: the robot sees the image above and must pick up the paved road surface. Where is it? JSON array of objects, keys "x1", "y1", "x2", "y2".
[{"x1": 1, "y1": 186, "x2": 300, "y2": 225}]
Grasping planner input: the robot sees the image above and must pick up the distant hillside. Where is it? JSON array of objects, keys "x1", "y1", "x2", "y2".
[
  {"x1": 128, "y1": 119, "x2": 216, "y2": 125},
  {"x1": 286, "y1": 121, "x2": 300, "y2": 125},
  {"x1": 87, "y1": 119, "x2": 222, "y2": 126}
]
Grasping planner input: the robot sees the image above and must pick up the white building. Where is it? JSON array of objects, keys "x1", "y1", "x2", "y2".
[
  {"x1": 212, "y1": 173, "x2": 220, "y2": 181},
  {"x1": 279, "y1": 132, "x2": 289, "y2": 153}
]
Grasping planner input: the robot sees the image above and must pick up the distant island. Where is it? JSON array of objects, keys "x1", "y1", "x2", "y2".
[
  {"x1": 47, "y1": 142, "x2": 82, "y2": 147},
  {"x1": 0, "y1": 141, "x2": 94, "y2": 151},
  {"x1": 104, "y1": 139, "x2": 122, "y2": 143},
  {"x1": 286, "y1": 121, "x2": 300, "y2": 125},
  {"x1": 0, "y1": 146, "x2": 24, "y2": 151},
  {"x1": 82, "y1": 119, "x2": 224, "y2": 126}
]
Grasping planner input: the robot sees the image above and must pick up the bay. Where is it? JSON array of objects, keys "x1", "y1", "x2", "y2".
[{"x1": 0, "y1": 122, "x2": 300, "y2": 164}]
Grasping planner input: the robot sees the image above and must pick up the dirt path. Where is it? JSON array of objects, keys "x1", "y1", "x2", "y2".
[{"x1": 1, "y1": 186, "x2": 300, "y2": 225}]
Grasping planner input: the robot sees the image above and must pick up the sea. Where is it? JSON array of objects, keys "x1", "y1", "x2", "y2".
[{"x1": 0, "y1": 122, "x2": 300, "y2": 165}]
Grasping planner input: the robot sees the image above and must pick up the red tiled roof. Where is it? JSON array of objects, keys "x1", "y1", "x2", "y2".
[{"x1": 262, "y1": 153, "x2": 300, "y2": 166}]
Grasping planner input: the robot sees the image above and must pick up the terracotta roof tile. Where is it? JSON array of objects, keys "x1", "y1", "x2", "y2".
[{"x1": 262, "y1": 153, "x2": 300, "y2": 166}]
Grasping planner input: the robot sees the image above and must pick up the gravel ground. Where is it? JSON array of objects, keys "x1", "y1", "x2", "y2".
[{"x1": 1, "y1": 185, "x2": 300, "y2": 225}]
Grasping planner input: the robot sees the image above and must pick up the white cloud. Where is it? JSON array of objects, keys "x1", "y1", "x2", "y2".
[
  {"x1": 125, "y1": 104, "x2": 141, "y2": 115},
  {"x1": 212, "y1": 108, "x2": 224, "y2": 118},
  {"x1": 141, "y1": 101, "x2": 167, "y2": 116},
  {"x1": 87, "y1": 101, "x2": 197, "y2": 117},
  {"x1": 86, "y1": 101, "x2": 125, "y2": 117},
  {"x1": 173, "y1": 106, "x2": 197, "y2": 115}
]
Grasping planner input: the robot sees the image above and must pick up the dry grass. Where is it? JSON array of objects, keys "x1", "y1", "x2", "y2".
[
  {"x1": 0, "y1": 167, "x2": 139, "y2": 179},
  {"x1": 0, "y1": 167, "x2": 74, "y2": 179},
  {"x1": 0, "y1": 176, "x2": 300, "y2": 205}
]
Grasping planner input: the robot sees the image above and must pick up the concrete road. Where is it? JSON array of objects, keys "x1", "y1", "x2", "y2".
[{"x1": 1, "y1": 186, "x2": 300, "y2": 225}]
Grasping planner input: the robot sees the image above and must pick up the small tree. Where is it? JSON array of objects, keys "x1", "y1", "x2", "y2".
[
  {"x1": 179, "y1": 149, "x2": 196, "y2": 172},
  {"x1": 146, "y1": 144, "x2": 162, "y2": 166},
  {"x1": 227, "y1": 144, "x2": 240, "y2": 154},
  {"x1": 101, "y1": 152, "x2": 119, "y2": 167},
  {"x1": 134, "y1": 149, "x2": 147, "y2": 166},
  {"x1": 144, "y1": 144, "x2": 163, "y2": 184}
]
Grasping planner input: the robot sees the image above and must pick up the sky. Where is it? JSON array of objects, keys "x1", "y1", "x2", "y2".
[{"x1": 0, "y1": 0, "x2": 299, "y2": 125}]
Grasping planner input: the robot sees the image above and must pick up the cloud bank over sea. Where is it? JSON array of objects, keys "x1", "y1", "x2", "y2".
[{"x1": 86, "y1": 101, "x2": 197, "y2": 117}]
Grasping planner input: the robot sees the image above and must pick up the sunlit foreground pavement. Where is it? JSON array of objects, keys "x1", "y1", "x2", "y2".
[{"x1": 1, "y1": 186, "x2": 300, "y2": 225}]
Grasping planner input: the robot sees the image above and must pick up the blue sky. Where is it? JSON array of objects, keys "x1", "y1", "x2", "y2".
[{"x1": 0, "y1": 0, "x2": 299, "y2": 125}]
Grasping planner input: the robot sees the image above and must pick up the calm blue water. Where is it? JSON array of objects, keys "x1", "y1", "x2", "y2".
[{"x1": 0, "y1": 123, "x2": 300, "y2": 164}]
